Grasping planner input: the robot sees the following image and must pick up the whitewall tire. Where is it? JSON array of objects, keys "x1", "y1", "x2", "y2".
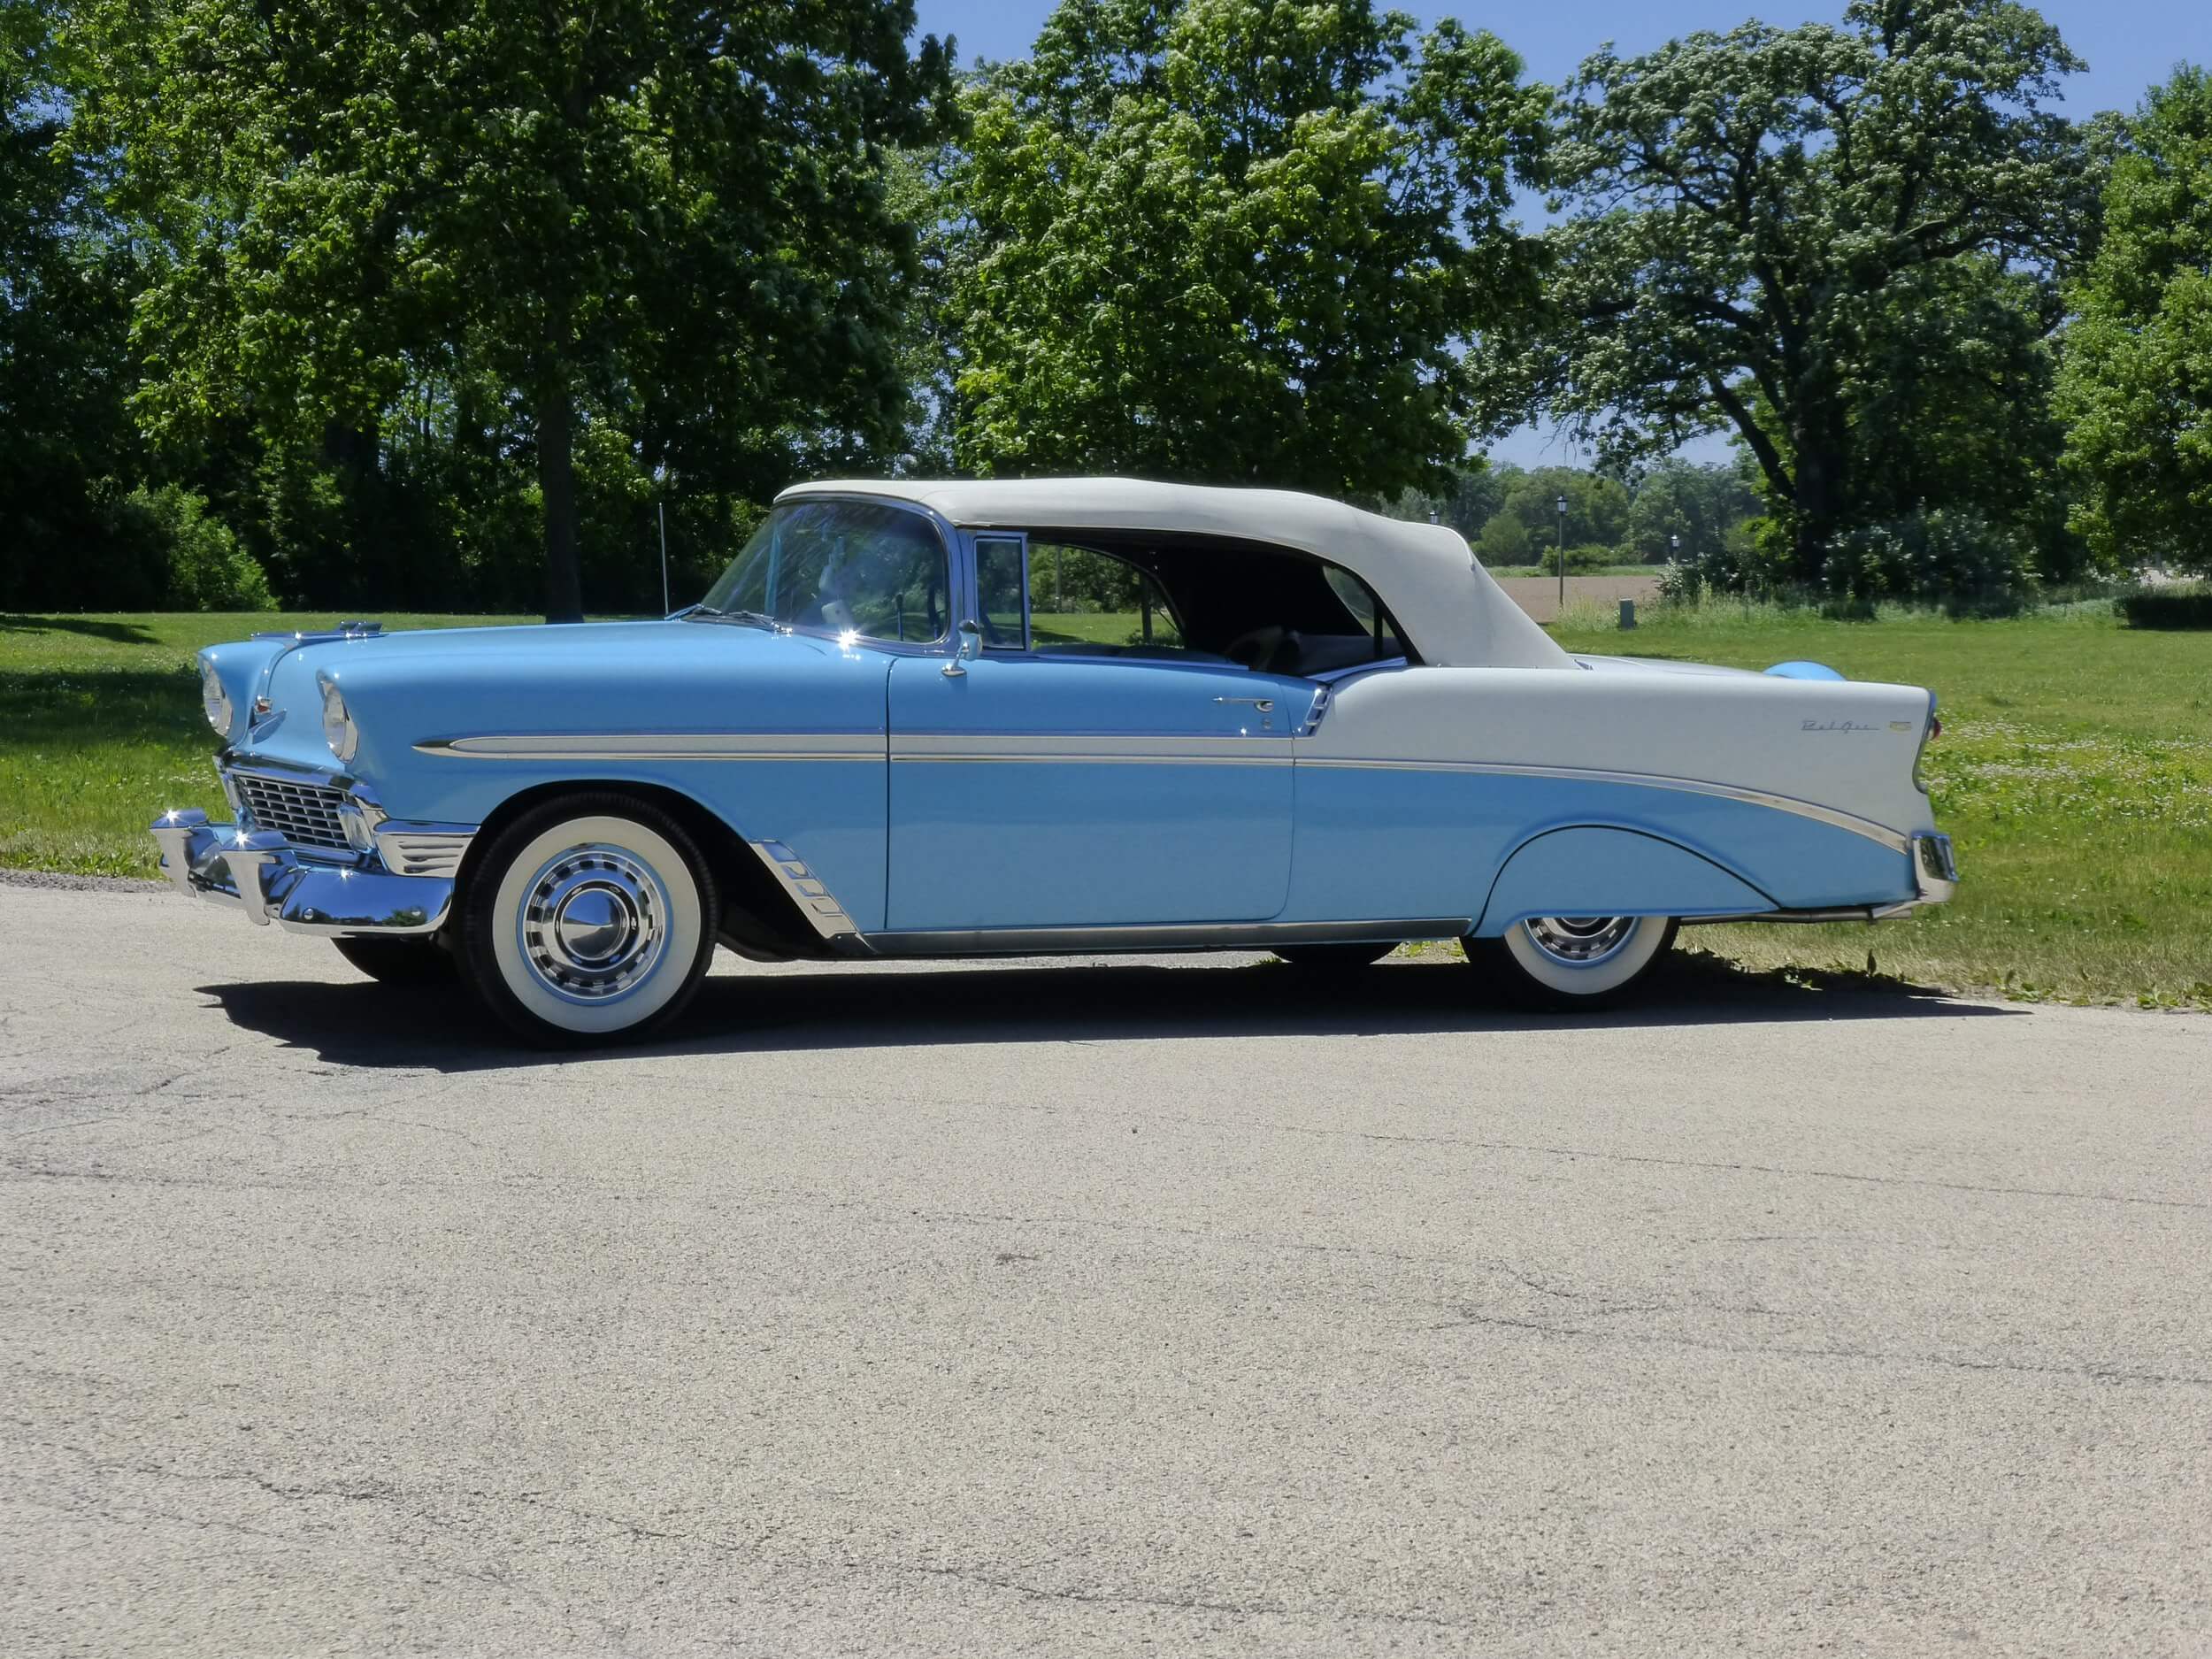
[
  {"x1": 460, "y1": 796, "x2": 718, "y2": 1045},
  {"x1": 1468, "y1": 915, "x2": 1678, "y2": 1009}
]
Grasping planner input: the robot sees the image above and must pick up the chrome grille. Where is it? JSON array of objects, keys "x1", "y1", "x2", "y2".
[{"x1": 233, "y1": 772, "x2": 352, "y2": 851}]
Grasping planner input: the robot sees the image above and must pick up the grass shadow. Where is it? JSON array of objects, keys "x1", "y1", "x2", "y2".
[
  {"x1": 0, "y1": 613, "x2": 162, "y2": 645},
  {"x1": 195, "y1": 949, "x2": 2016, "y2": 1076}
]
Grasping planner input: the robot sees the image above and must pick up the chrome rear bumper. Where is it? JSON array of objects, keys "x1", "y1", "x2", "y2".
[{"x1": 150, "y1": 809, "x2": 455, "y2": 936}]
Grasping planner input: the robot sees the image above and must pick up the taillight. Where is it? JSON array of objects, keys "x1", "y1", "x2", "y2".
[{"x1": 1913, "y1": 695, "x2": 1940, "y2": 792}]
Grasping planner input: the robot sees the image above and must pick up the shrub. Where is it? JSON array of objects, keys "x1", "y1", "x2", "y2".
[
  {"x1": 1475, "y1": 512, "x2": 1532, "y2": 565},
  {"x1": 2118, "y1": 587, "x2": 2212, "y2": 629},
  {"x1": 127, "y1": 485, "x2": 279, "y2": 611},
  {"x1": 1824, "y1": 509, "x2": 2036, "y2": 612},
  {"x1": 1535, "y1": 543, "x2": 1617, "y2": 576},
  {"x1": 1656, "y1": 518, "x2": 1786, "y2": 603}
]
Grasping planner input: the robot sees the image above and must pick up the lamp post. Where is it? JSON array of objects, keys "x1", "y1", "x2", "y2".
[
  {"x1": 1670, "y1": 532, "x2": 1680, "y2": 559},
  {"x1": 1555, "y1": 494, "x2": 1569, "y2": 611}
]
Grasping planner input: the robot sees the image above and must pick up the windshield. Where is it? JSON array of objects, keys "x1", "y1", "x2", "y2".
[{"x1": 700, "y1": 499, "x2": 949, "y2": 643}]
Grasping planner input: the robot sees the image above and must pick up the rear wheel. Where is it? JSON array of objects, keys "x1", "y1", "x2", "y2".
[
  {"x1": 332, "y1": 935, "x2": 454, "y2": 985},
  {"x1": 1466, "y1": 915, "x2": 1677, "y2": 1009},
  {"x1": 1272, "y1": 943, "x2": 1394, "y2": 970},
  {"x1": 458, "y1": 795, "x2": 718, "y2": 1047}
]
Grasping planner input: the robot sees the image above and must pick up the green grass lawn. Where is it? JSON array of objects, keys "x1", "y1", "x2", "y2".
[
  {"x1": 4, "y1": 604, "x2": 2208, "y2": 1009},
  {"x1": 0, "y1": 611, "x2": 530, "y2": 878}
]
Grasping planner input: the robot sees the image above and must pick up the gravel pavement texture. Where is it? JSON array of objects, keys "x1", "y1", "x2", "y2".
[{"x1": 4, "y1": 883, "x2": 2208, "y2": 1656}]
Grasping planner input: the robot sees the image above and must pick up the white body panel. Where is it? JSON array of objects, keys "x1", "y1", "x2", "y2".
[{"x1": 1310, "y1": 665, "x2": 1937, "y2": 841}]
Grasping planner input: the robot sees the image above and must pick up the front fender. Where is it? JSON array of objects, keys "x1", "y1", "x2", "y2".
[{"x1": 1473, "y1": 826, "x2": 1776, "y2": 937}]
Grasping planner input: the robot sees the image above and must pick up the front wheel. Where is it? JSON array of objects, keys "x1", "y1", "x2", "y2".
[
  {"x1": 1465, "y1": 915, "x2": 1678, "y2": 1010},
  {"x1": 458, "y1": 795, "x2": 718, "y2": 1046}
]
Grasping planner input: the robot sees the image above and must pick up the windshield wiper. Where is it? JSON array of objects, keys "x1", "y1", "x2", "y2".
[{"x1": 677, "y1": 604, "x2": 779, "y2": 630}]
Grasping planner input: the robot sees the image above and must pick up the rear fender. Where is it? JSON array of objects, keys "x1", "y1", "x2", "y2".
[{"x1": 1474, "y1": 826, "x2": 1776, "y2": 937}]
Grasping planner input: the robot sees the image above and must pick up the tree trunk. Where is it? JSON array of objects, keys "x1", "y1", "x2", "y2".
[
  {"x1": 537, "y1": 379, "x2": 583, "y2": 624},
  {"x1": 1791, "y1": 430, "x2": 1847, "y2": 585}
]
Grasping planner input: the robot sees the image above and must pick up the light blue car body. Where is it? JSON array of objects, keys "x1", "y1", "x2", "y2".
[{"x1": 158, "y1": 481, "x2": 1956, "y2": 965}]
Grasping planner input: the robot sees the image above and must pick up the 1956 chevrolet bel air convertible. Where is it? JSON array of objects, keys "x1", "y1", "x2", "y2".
[{"x1": 153, "y1": 478, "x2": 1956, "y2": 1044}]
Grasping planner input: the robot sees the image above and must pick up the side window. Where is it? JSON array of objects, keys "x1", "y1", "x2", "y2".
[
  {"x1": 1324, "y1": 564, "x2": 1405, "y2": 657},
  {"x1": 1030, "y1": 542, "x2": 1185, "y2": 649},
  {"x1": 1324, "y1": 566, "x2": 1376, "y2": 631},
  {"x1": 974, "y1": 535, "x2": 1029, "y2": 649}
]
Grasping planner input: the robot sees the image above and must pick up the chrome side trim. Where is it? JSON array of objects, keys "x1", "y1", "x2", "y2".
[
  {"x1": 1296, "y1": 756, "x2": 1915, "y2": 855},
  {"x1": 417, "y1": 732, "x2": 883, "y2": 762},
  {"x1": 861, "y1": 918, "x2": 1470, "y2": 957},
  {"x1": 749, "y1": 840, "x2": 860, "y2": 940},
  {"x1": 892, "y1": 733, "x2": 1287, "y2": 764}
]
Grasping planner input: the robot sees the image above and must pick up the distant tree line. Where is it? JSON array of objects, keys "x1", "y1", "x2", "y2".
[{"x1": 3, "y1": 0, "x2": 2208, "y2": 618}]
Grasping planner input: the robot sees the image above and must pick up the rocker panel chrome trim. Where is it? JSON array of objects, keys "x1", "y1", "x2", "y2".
[
  {"x1": 1295, "y1": 756, "x2": 1915, "y2": 855},
  {"x1": 859, "y1": 918, "x2": 1469, "y2": 957}
]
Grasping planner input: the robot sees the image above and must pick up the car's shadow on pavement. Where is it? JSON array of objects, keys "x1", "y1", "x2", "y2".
[{"x1": 196, "y1": 949, "x2": 2024, "y2": 1073}]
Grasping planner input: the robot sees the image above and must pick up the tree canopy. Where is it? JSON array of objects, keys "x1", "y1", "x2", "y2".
[
  {"x1": 943, "y1": 0, "x2": 1548, "y2": 498},
  {"x1": 1, "y1": 0, "x2": 2198, "y2": 615},
  {"x1": 2057, "y1": 65, "x2": 2212, "y2": 575},
  {"x1": 72, "y1": 0, "x2": 956, "y2": 618},
  {"x1": 1474, "y1": 0, "x2": 2099, "y2": 582}
]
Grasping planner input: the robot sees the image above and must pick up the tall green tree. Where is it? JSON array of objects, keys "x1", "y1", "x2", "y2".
[
  {"x1": 2057, "y1": 65, "x2": 2212, "y2": 575},
  {"x1": 1500, "y1": 465, "x2": 1630, "y2": 551},
  {"x1": 0, "y1": 0, "x2": 144, "y2": 605},
  {"x1": 1624, "y1": 459, "x2": 1762, "y2": 564},
  {"x1": 74, "y1": 0, "x2": 956, "y2": 620},
  {"x1": 946, "y1": 0, "x2": 1549, "y2": 498},
  {"x1": 1476, "y1": 0, "x2": 2098, "y2": 580}
]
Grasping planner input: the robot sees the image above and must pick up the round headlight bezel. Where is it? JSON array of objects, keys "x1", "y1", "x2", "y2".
[
  {"x1": 319, "y1": 675, "x2": 360, "y2": 764},
  {"x1": 199, "y1": 660, "x2": 234, "y2": 738}
]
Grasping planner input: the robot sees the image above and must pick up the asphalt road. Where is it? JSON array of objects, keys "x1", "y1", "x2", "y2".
[{"x1": 4, "y1": 879, "x2": 2208, "y2": 1657}]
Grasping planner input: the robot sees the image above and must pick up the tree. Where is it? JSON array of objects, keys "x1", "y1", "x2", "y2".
[
  {"x1": 2057, "y1": 65, "x2": 2212, "y2": 575},
  {"x1": 1624, "y1": 459, "x2": 1761, "y2": 564},
  {"x1": 0, "y1": 0, "x2": 149, "y2": 607},
  {"x1": 947, "y1": 0, "x2": 1549, "y2": 499},
  {"x1": 74, "y1": 0, "x2": 956, "y2": 621},
  {"x1": 1474, "y1": 512, "x2": 1532, "y2": 565},
  {"x1": 1500, "y1": 465, "x2": 1629, "y2": 551},
  {"x1": 1475, "y1": 0, "x2": 2098, "y2": 580}
]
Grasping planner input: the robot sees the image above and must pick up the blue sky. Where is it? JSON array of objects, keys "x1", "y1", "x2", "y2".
[{"x1": 909, "y1": 0, "x2": 2209, "y2": 467}]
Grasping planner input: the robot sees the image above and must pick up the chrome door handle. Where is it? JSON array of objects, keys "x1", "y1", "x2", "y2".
[{"x1": 1214, "y1": 696, "x2": 1274, "y2": 711}]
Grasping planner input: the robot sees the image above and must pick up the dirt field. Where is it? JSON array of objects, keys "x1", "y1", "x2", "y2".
[{"x1": 1496, "y1": 573, "x2": 1662, "y2": 623}]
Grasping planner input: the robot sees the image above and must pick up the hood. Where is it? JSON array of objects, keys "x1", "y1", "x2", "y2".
[{"x1": 230, "y1": 618, "x2": 892, "y2": 780}]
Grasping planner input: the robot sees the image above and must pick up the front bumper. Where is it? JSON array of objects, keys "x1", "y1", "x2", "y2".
[{"x1": 150, "y1": 808, "x2": 457, "y2": 936}]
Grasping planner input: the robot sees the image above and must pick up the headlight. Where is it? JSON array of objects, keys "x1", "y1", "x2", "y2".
[
  {"x1": 199, "y1": 660, "x2": 234, "y2": 737},
  {"x1": 319, "y1": 676, "x2": 360, "y2": 764}
]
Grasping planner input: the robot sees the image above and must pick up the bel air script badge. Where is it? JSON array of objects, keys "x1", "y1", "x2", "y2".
[{"x1": 1801, "y1": 718, "x2": 1888, "y2": 734}]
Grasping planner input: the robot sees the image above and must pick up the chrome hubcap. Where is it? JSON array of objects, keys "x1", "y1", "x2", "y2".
[
  {"x1": 1523, "y1": 915, "x2": 1638, "y2": 966},
  {"x1": 520, "y1": 845, "x2": 666, "y2": 1002}
]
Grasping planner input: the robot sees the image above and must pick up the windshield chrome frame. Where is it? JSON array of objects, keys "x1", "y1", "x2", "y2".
[{"x1": 699, "y1": 493, "x2": 962, "y2": 657}]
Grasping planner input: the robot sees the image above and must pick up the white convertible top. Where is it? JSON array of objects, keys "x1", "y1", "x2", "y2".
[{"x1": 779, "y1": 477, "x2": 1571, "y2": 671}]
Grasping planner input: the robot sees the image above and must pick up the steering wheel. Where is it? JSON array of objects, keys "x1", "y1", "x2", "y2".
[{"x1": 1222, "y1": 626, "x2": 1302, "y2": 674}]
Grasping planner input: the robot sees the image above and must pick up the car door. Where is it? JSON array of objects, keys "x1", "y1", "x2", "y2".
[{"x1": 884, "y1": 533, "x2": 1308, "y2": 933}]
